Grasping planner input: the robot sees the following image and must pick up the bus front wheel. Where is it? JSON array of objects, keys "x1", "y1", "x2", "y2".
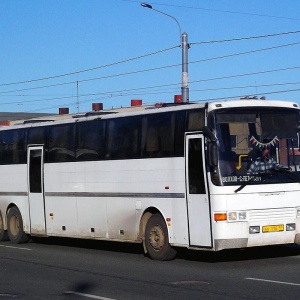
[
  {"x1": 7, "y1": 207, "x2": 29, "y2": 244},
  {"x1": 0, "y1": 212, "x2": 9, "y2": 241},
  {"x1": 145, "y1": 213, "x2": 176, "y2": 261}
]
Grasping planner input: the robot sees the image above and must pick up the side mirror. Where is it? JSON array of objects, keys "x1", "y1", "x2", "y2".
[
  {"x1": 203, "y1": 126, "x2": 218, "y2": 167},
  {"x1": 208, "y1": 142, "x2": 218, "y2": 167}
]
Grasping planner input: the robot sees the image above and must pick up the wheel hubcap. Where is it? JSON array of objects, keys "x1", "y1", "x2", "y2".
[
  {"x1": 9, "y1": 215, "x2": 19, "y2": 237},
  {"x1": 149, "y1": 224, "x2": 164, "y2": 251}
]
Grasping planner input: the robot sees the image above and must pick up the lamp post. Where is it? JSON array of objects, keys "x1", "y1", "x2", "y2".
[{"x1": 141, "y1": 3, "x2": 189, "y2": 103}]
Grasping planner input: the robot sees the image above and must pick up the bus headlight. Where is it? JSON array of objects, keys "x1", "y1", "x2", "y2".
[
  {"x1": 228, "y1": 211, "x2": 247, "y2": 221},
  {"x1": 228, "y1": 212, "x2": 237, "y2": 221},
  {"x1": 238, "y1": 212, "x2": 247, "y2": 220}
]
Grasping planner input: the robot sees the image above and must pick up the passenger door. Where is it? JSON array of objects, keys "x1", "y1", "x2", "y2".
[
  {"x1": 185, "y1": 134, "x2": 212, "y2": 247},
  {"x1": 27, "y1": 146, "x2": 46, "y2": 235}
]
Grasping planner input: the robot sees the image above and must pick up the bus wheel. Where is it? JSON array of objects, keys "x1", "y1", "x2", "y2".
[
  {"x1": 145, "y1": 214, "x2": 176, "y2": 261},
  {"x1": 0, "y1": 213, "x2": 9, "y2": 241},
  {"x1": 7, "y1": 207, "x2": 29, "y2": 244}
]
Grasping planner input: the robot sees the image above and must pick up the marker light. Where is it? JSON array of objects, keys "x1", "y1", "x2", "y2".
[
  {"x1": 214, "y1": 213, "x2": 227, "y2": 221},
  {"x1": 296, "y1": 208, "x2": 300, "y2": 217}
]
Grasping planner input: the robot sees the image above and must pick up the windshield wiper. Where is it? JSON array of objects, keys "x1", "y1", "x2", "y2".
[
  {"x1": 234, "y1": 173, "x2": 269, "y2": 193},
  {"x1": 234, "y1": 167, "x2": 300, "y2": 193},
  {"x1": 269, "y1": 167, "x2": 300, "y2": 183}
]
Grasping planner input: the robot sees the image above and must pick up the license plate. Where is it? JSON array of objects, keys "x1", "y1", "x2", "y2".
[{"x1": 262, "y1": 224, "x2": 284, "y2": 233}]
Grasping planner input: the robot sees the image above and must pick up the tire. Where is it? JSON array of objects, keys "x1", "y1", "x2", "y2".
[
  {"x1": 0, "y1": 212, "x2": 9, "y2": 241},
  {"x1": 7, "y1": 207, "x2": 29, "y2": 244},
  {"x1": 145, "y1": 213, "x2": 177, "y2": 261}
]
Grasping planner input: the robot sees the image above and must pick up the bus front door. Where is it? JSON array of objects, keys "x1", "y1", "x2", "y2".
[
  {"x1": 185, "y1": 134, "x2": 212, "y2": 247},
  {"x1": 27, "y1": 146, "x2": 46, "y2": 235}
]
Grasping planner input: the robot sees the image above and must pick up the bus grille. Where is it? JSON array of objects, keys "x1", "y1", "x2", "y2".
[{"x1": 248, "y1": 208, "x2": 295, "y2": 221}]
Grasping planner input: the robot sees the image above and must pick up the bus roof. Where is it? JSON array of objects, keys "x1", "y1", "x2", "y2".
[
  {"x1": 1, "y1": 98, "x2": 299, "y2": 130},
  {"x1": 207, "y1": 99, "x2": 299, "y2": 112}
]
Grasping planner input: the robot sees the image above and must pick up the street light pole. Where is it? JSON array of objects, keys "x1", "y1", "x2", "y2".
[{"x1": 141, "y1": 3, "x2": 189, "y2": 103}]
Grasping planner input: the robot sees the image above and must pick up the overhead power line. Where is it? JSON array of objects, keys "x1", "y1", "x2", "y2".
[
  {"x1": 194, "y1": 87, "x2": 300, "y2": 103},
  {"x1": 191, "y1": 81, "x2": 300, "y2": 92},
  {"x1": 1, "y1": 29, "x2": 300, "y2": 89},
  {"x1": 4, "y1": 67, "x2": 300, "y2": 107},
  {"x1": 22, "y1": 84, "x2": 300, "y2": 114},
  {"x1": 191, "y1": 30, "x2": 300, "y2": 45},
  {"x1": 1, "y1": 39, "x2": 300, "y2": 96},
  {"x1": 0, "y1": 46, "x2": 179, "y2": 87},
  {"x1": 190, "y1": 41, "x2": 300, "y2": 64},
  {"x1": 125, "y1": 0, "x2": 300, "y2": 21}
]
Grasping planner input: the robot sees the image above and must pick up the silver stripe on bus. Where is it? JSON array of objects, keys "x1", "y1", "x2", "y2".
[
  {"x1": 0, "y1": 192, "x2": 28, "y2": 196},
  {"x1": 45, "y1": 192, "x2": 185, "y2": 198}
]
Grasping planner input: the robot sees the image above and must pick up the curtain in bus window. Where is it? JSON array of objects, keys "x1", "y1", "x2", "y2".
[
  {"x1": 159, "y1": 113, "x2": 175, "y2": 156},
  {"x1": 48, "y1": 124, "x2": 75, "y2": 162},
  {"x1": 143, "y1": 115, "x2": 159, "y2": 157},
  {"x1": 142, "y1": 112, "x2": 176, "y2": 158},
  {"x1": 1, "y1": 129, "x2": 26, "y2": 164},
  {"x1": 187, "y1": 109, "x2": 205, "y2": 131},
  {"x1": 76, "y1": 120, "x2": 105, "y2": 161}
]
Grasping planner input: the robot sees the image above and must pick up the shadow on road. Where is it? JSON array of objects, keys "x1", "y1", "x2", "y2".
[
  {"x1": 27, "y1": 236, "x2": 300, "y2": 263},
  {"x1": 30, "y1": 236, "x2": 144, "y2": 255},
  {"x1": 176, "y1": 244, "x2": 300, "y2": 263}
]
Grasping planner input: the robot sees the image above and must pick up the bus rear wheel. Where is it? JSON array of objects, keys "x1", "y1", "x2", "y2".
[
  {"x1": 7, "y1": 207, "x2": 29, "y2": 244},
  {"x1": 145, "y1": 213, "x2": 176, "y2": 261},
  {"x1": 0, "y1": 212, "x2": 9, "y2": 241}
]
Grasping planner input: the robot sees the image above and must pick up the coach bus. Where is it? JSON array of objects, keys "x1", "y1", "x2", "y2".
[{"x1": 0, "y1": 98, "x2": 300, "y2": 260}]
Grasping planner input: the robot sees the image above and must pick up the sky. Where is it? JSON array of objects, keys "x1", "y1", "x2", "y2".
[{"x1": 1, "y1": 0, "x2": 300, "y2": 114}]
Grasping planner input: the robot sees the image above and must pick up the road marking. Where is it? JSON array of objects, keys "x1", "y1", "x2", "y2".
[
  {"x1": 65, "y1": 291, "x2": 116, "y2": 299},
  {"x1": 171, "y1": 280, "x2": 211, "y2": 285},
  {"x1": 245, "y1": 277, "x2": 300, "y2": 286},
  {"x1": 0, "y1": 245, "x2": 32, "y2": 251}
]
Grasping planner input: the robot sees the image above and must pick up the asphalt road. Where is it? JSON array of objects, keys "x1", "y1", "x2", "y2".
[{"x1": 1, "y1": 237, "x2": 300, "y2": 299}]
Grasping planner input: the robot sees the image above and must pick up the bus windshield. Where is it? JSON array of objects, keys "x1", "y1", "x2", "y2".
[{"x1": 212, "y1": 107, "x2": 300, "y2": 186}]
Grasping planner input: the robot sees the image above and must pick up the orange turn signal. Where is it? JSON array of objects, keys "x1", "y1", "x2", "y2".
[{"x1": 214, "y1": 213, "x2": 227, "y2": 221}]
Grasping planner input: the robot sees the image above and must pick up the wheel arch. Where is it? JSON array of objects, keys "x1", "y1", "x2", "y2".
[{"x1": 1, "y1": 203, "x2": 18, "y2": 230}]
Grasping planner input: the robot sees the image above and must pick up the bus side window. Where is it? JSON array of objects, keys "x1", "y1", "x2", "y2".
[
  {"x1": 158, "y1": 113, "x2": 175, "y2": 156},
  {"x1": 48, "y1": 124, "x2": 75, "y2": 162},
  {"x1": 76, "y1": 120, "x2": 105, "y2": 161},
  {"x1": 142, "y1": 115, "x2": 159, "y2": 158},
  {"x1": 106, "y1": 117, "x2": 139, "y2": 159},
  {"x1": 1, "y1": 129, "x2": 26, "y2": 164},
  {"x1": 27, "y1": 127, "x2": 47, "y2": 145},
  {"x1": 187, "y1": 110, "x2": 205, "y2": 131},
  {"x1": 142, "y1": 112, "x2": 176, "y2": 158}
]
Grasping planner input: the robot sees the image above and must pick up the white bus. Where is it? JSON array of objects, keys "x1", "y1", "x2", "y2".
[{"x1": 0, "y1": 98, "x2": 300, "y2": 260}]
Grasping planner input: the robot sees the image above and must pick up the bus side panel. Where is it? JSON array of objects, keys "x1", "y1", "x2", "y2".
[
  {"x1": 43, "y1": 158, "x2": 189, "y2": 244},
  {"x1": 44, "y1": 163, "x2": 78, "y2": 236},
  {"x1": 0, "y1": 165, "x2": 30, "y2": 233}
]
